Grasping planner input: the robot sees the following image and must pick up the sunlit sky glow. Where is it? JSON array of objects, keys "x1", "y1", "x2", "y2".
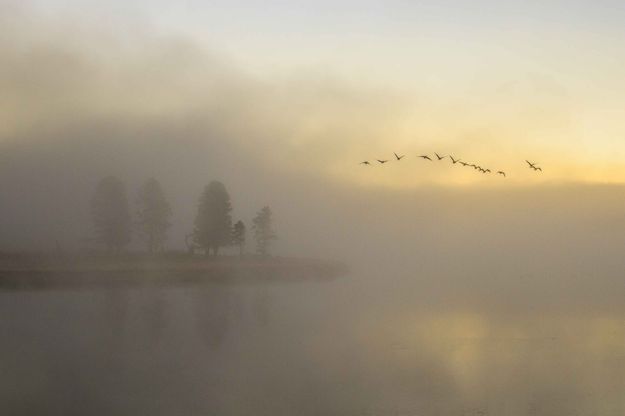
[{"x1": 5, "y1": 0, "x2": 625, "y2": 188}]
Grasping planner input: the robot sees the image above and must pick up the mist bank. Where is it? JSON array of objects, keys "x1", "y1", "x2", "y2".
[
  {"x1": 2, "y1": 129, "x2": 625, "y2": 270},
  {"x1": 3, "y1": 3, "x2": 625, "y2": 275},
  {"x1": 5, "y1": 2, "x2": 624, "y2": 191},
  {"x1": 5, "y1": 131, "x2": 625, "y2": 316}
]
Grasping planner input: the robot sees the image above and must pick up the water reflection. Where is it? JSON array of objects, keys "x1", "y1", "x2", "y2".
[
  {"x1": 194, "y1": 286, "x2": 232, "y2": 350},
  {"x1": 252, "y1": 286, "x2": 271, "y2": 327},
  {"x1": 0, "y1": 272, "x2": 624, "y2": 415},
  {"x1": 104, "y1": 287, "x2": 128, "y2": 342},
  {"x1": 361, "y1": 311, "x2": 625, "y2": 415},
  {"x1": 139, "y1": 289, "x2": 168, "y2": 348}
]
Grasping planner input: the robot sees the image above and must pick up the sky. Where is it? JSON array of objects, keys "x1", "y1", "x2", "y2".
[
  {"x1": 4, "y1": 0, "x2": 625, "y2": 251},
  {"x1": 3, "y1": 0, "x2": 625, "y2": 189},
  {"x1": 3, "y1": 0, "x2": 625, "y2": 188}
]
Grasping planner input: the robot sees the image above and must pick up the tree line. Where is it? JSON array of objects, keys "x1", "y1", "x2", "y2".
[{"x1": 90, "y1": 176, "x2": 276, "y2": 256}]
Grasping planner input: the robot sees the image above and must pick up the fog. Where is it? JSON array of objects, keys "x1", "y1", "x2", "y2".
[{"x1": 2, "y1": 3, "x2": 625, "y2": 415}]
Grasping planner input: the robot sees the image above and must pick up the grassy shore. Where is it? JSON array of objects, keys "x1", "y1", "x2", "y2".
[{"x1": 0, "y1": 252, "x2": 348, "y2": 290}]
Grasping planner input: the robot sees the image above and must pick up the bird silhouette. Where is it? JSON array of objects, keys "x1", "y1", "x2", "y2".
[
  {"x1": 394, "y1": 152, "x2": 405, "y2": 161},
  {"x1": 360, "y1": 161, "x2": 371, "y2": 165},
  {"x1": 377, "y1": 159, "x2": 389, "y2": 164},
  {"x1": 419, "y1": 155, "x2": 432, "y2": 161},
  {"x1": 450, "y1": 156, "x2": 460, "y2": 164},
  {"x1": 526, "y1": 160, "x2": 543, "y2": 172},
  {"x1": 435, "y1": 153, "x2": 446, "y2": 160},
  {"x1": 497, "y1": 171, "x2": 506, "y2": 177}
]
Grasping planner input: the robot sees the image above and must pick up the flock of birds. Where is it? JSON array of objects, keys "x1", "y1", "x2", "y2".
[{"x1": 360, "y1": 153, "x2": 544, "y2": 178}]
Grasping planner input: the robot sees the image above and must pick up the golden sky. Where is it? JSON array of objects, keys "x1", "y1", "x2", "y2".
[{"x1": 4, "y1": 1, "x2": 625, "y2": 188}]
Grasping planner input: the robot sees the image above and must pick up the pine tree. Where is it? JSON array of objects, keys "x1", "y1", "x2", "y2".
[
  {"x1": 193, "y1": 181, "x2": 232, "y2": 256},
  {"x1": 232, "y1": 220, "x2": 246, "y2": 256},
  {"x1": 136, "y1": 178, "x2": 172, "y2": 253},
  {"x1": 252, "y1": 206, "x2": 276, "y2": 256},
  {"x1": 91, "y1": 176, "x2": 131, "y2": 252}
]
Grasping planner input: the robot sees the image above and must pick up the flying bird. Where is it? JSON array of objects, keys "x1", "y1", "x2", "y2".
[
  {"x1": 394, "y1": 152, "x2": 405, "y2": 161},
  {"x1": 419, "y1": 155, "x2": 432, "y2": 161},
  {"x1": 360, "y1": 161, "x2": 371, "y2": 165},
  {"x1": 526, "y1": 160, "x2": 543, "y2": 172},
  {"x1": 377, "y1": 159, "x2": 389, "y2": 164},
  {"x1": 497, "y1": 171, "x2": 506, "y2": 177},
  {"x1": 450, "y1": 156, "x2": 460, "y2": 164},
  {"x1": 435, "y1": 153, "x2": 446, "y2": 160}
]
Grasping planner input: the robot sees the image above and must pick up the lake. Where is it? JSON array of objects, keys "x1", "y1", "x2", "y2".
[{"x1": 1, "y1": 265, "x2": 624, "y2": 415}]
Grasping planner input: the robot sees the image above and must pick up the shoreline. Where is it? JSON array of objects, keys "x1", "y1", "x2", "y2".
[{"x1": 0, "y1": 253, "x2": 348, "y2": 291}]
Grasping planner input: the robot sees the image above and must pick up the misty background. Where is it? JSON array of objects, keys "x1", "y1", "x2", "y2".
[{"x1": 3, "y1": 2, "x2": 625, "y2": 261}]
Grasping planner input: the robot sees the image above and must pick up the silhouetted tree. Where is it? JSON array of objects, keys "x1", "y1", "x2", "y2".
[
  {"x1": 252, "y1": 206, "x2": 276, "y2": 256},
  {"x1": 136, "y1": 178, "x2": 172, "y2": 253},
  {"x1": 193, "y1": 181, "x2": 232, "y2": 256},
  {"x1": 185, "y1": 232, "x2": 199, "y2": 255},
  {"x1": 232, "y1": 220, "x2": 246, "y2": 256},
  {"x1": 91, "y1": 176, "x2": 131, "y2": 252}
]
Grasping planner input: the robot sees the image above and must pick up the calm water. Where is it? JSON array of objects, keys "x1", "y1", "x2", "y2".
[{"x1": 1, "y1": 267, "x2": 625, "y2": 415}]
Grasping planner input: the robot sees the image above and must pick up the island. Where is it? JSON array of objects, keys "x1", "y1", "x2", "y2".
[{"x1": 0, "y1": 252, "x2": 348, "y2": 291}]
